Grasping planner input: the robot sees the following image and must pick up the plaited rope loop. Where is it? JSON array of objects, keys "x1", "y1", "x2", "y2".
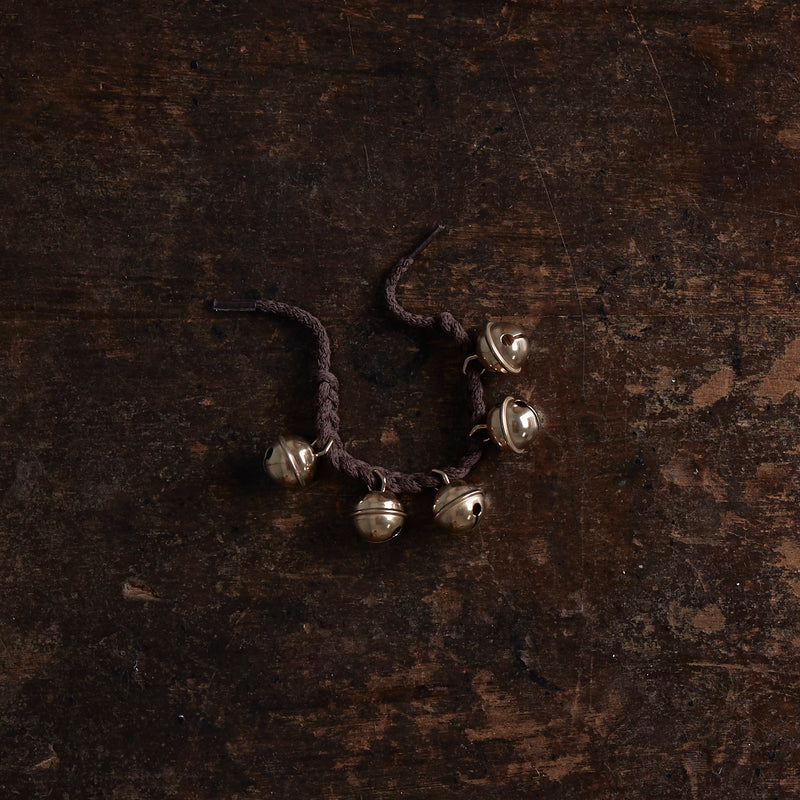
[{"x1": 213, "y1": 224, "x2": 486, "y2": 494}]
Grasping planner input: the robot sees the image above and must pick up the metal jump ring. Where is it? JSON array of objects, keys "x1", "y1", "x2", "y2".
[
  {"x1": 312, "y1": 438, "x2": 333, "y2": 457},
  {"x1": 431, "y1": 468, "x2": 451, "y2": 486},
  {"x1": 372, "y1": 469, "x2": 387, "y2": 493}
]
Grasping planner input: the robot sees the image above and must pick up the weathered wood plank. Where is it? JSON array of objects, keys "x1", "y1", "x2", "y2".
[{"x1": 2, "y1": 1, "x2": 800, "y2": 797}]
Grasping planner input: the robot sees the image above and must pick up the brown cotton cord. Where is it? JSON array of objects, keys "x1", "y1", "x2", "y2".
[{"x1": 212, "y1": 223, "x2": 487, "y2": 494}]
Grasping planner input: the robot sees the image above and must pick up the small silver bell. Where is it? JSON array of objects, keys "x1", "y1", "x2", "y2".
[
  {"x1": 472, "y1": 396, "x2": 540, "y2": 453},
  {"x1": 464, "y1": 321, "x2": 529, "y2": 375},
  {"x1": 431, "y1": 470, "x2": 485, "y2": 533},
  {"x1": 351, "y1": 471, "x2": 407, "y2": 543},
  {"x1": 263, "y1": 435, "x2": 332, "y2": 488}
]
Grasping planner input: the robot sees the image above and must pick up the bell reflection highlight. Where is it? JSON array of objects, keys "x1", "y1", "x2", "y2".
[
  {"x1": 351, "y1": 487, "x2": 407, "y2": 543},
  {"x1": 486, "y1": 397, "x2": 540, "y2": 453},
  {"x1": 476, "y1": 321, "x2": 529, "y2": 374},
  {"x1": 263, "y1": 435, "x2": 318, "y2": 488},
  {"x1": 432, "y1": 480, "x2": 486, "y2": 533}
]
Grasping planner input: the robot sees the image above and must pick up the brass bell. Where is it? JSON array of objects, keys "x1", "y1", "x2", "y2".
[
  {"x1": 263, "y1": 435, "x2": 332, "y2": 488},
  {"x1": 431, "y1": 470, "x2": 485, "y2": 533},
  {"x1": 464, "y1": 321, "x2": 529, "y2": 375},
  {"x1": 472, "y1": 396, "x2": 540, "y2": 453},
  {"x1": 351, "y1": 471, "x2": 407, "y2": 543}
]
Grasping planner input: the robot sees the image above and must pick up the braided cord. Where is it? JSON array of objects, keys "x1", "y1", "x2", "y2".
[{"x1": 213, "y1": 225, "x2": 486, "y2": 494}]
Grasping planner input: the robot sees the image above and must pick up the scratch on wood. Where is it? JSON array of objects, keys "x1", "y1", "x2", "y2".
[
  {"x1": 363, "y1": 142, "x2": 371, "y2": 183},
  {"x1": 343, "y1": 1, "x2": 355, "y2": 57},
  {"x1": 695, "y1": 195, "x2": 800, "y2": 221},
  {"x1": 688, "y1": 661, "x2": 777, "y2": 673},
  {"x1": 685, "y1": 558, "x2": 708, "y2": 592},
  {"x1": 497, "y1": 50, "x2": 587, "y2": 396},
  {"x1": 627, "y1": 8, "x2": 679, "y2": 138}
]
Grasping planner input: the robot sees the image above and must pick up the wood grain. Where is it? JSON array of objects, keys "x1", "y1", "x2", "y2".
[{"x1": 2, "y1": 1, "x2": 800, "y2": 797}]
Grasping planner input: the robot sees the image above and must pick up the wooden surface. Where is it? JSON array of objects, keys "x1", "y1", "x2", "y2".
[{"x1": 3, "y1": 1, "x2": 800, "y2": 797}]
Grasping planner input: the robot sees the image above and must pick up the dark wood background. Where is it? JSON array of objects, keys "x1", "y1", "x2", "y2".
[{"x1": 3, "y1": 1, "x2": 800, "y2": 797}]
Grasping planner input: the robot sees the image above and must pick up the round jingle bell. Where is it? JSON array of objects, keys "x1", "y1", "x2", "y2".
[
  {"x1": 464, "y1": 321, "x2": 529, "y2": 375},
  {"x1": 431, "y1": 470, "x2": 486, "y2": 533},
  {"x1": 263, "y1": 435, "x2": 332, "y2": 488},
  {"x1": 351, "y1": 471, "x2": 407, "y2": 543},
  {"x1": 472, "y1": 396, "x2": 540, "y2": 454}
]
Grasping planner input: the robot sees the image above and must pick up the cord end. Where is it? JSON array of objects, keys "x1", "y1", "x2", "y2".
[
  {"x1": 406, "y1": 223, "x2": 447, "y2": 262},
  {"x1": 212, "y1": 299, "x2": 259, "y2": 312}
]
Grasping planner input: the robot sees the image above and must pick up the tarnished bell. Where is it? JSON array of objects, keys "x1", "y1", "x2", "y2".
[
  {"x1": 475, "y1": 321, "x2": 529, "y2": 374},
  {"x1": 351, "y1": 473, "x2": 407, "y2": 543},
  {"x1": 432, "y1": 478, "x2": 486, "y2": 533},
  {"x1": 351, "y1": 491, "x2": 407, "y2": 543},
  {"x1": 486, "y1": 396, "x2": 540, "y2": 453},
  {"x1": 263, "y1": 434, "x2": 317, "y2": 488}
]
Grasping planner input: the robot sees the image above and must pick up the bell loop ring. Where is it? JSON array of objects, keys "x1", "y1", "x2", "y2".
[
  {"x1": 431, "y1": 468, "x2": 451, "y2": 485},
  {"x1": 469, "y1": 422, "x2": 490, "y2": 443},
  {"x1": 312, "y1": 438, "x2": 333, "y2": 457},
  {"x1": 371, "y1": 469, "x2": 387, "y2": 493},
  {"x1": 462, "y1": 354, "x2": 485, "y2": 376}
]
